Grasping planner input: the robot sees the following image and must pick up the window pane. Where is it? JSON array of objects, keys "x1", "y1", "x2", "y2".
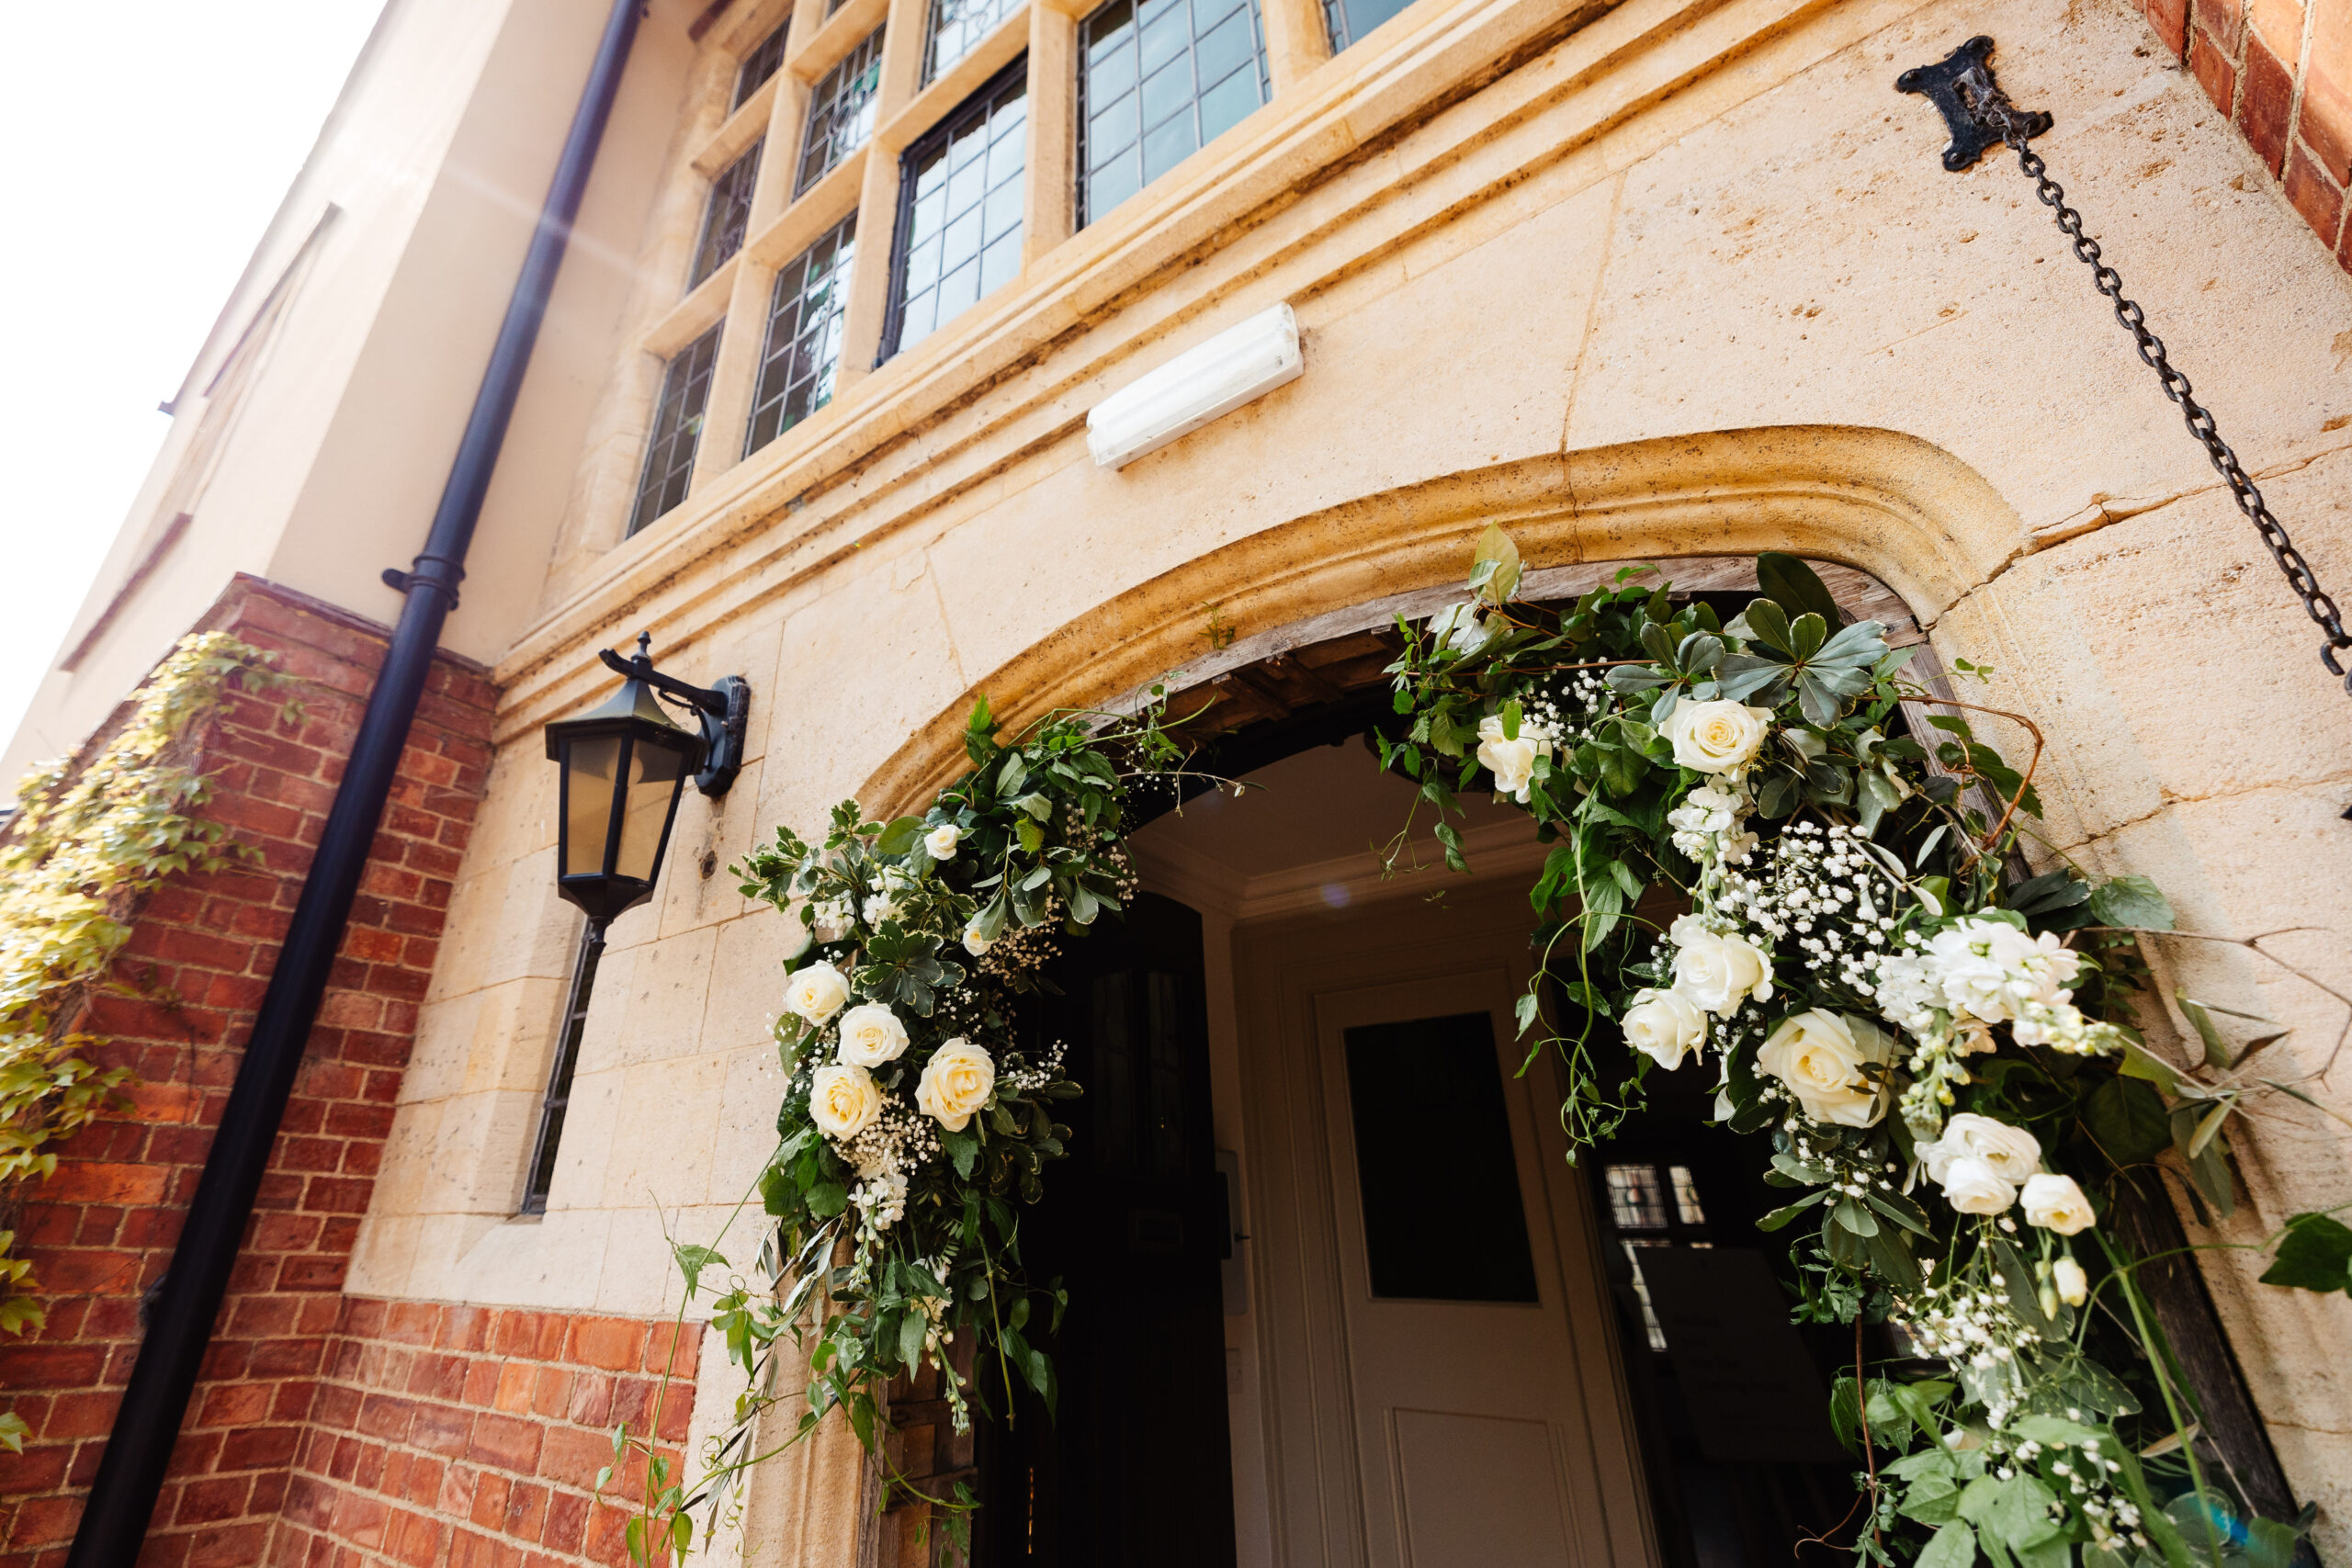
[
  {"x1": 1078, "y1": 0, "x2": 1264, "y2": 227},
  {"x1": 688, "y1": 145, "x2": 762, "y2": 289},
  {"x1": 1606, "y1": 1164, "x2": 1671, "y2": 1231},
  {"x1": 1324, "y1": 0, "x2": 1412, "y2": 54},
  {"x1": 797, "y1": 28, "x2": 886, "y2": 197},
  {"x1": 560, "y1": 735, "x2": 621, "y2": 877},
  {"x1": 628, "y1": 323, "x2": 722, "y2": 535},
  {"x1": 884, "y1": 63, "x2": 1028, "y2": 362},
  {"x1": 1343, "y1": 1012, "x2": 1540, "y2": 1303},
  {"x1": 735, "y1": 23, "x2": 789, "y2": 108},
  {"x1": 924, "y1": 0, "x2": 1019, "y2": 82},
  {"x1": 615, "y1": 737, "x2": 686, "y2": 882},
  {"x1": 746, "y1": 211, "x2": 857, "y2": 455}
]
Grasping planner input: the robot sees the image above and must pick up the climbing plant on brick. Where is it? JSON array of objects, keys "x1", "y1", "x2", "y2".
[{"x1": 0, "y1": 631, "x2": 292, "y2": 1452}]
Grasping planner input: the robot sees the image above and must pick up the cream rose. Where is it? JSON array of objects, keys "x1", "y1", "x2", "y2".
[
  {"x1": 783, "y1": 962, "x2": 852, "y2": 1027},
  {"x1": 808, "y1": 1062, "x2": 882, "y2": 1138},
  {"x1": 1623, "y1": 988, "x2": 1708, "y2": 1069},
  {"x1": 1758, "y1": 1009, "x2": 1889, "y2": 1126},
  {"x1": 836, "y1": 1003, "x2": 910, "y2": 1067},
  {"x1": 1918, "y1": 1112, "x2": 2042, "y2": 1185},
  {"x1": 915, "y1": 1038, "x2": 997, "y2": 1132},
  {"x1": 1668, "y1": 914, "x2": 1774, "y2": 1015},
  {"x1": 1662, "y1": 700, "x2": 1772, "y2": 774},
  {"x1": 1475, "y1": 716, "x2": 1545, "y2": 802},
  {"x1": 2052, "y1": 1255, "x2": 2089, "y2": 1306},
  {"x1": 1938, "y1": 1154, "x2": 2018, "y2": 1214},
  {"x1": 925, "y1": 824, "x2": 961, "y2": 860},
  {"x1": 2021, "y1": 1173, "x2": 2097, "y2": 1235},
  {"x1": 963, "y1": 919, "x2": 995, "y2": 957}
]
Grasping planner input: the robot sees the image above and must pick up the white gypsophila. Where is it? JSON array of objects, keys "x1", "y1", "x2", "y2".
[
  {"x1": 1713, "y1": 823, "x2": 1895, "y2": 997},
  {"x1": 1918, "y1": 1112, "x2": 2043, "y2": 1184}
]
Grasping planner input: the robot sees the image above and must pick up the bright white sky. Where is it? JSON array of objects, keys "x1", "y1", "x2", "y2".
[{"x1": 0, "y1": 1, "x2": 385, "y2": 752}]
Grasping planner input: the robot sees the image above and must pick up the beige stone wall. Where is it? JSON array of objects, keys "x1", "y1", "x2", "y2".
[{"x1": 351, "y1": 0, "x2": 2352, "y2": 1553}]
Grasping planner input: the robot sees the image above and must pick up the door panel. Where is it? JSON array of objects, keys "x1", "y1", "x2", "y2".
[{"x1": 1392, "y1": 1410, "x2": 1575, "y2": 1567}]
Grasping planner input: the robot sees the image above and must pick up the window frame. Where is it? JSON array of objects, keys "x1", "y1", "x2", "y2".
[
  {"x1": 796, "y1": 27, "x2": 888, "y2": 198},
  {"x1": 520, "y1": 924, "x2": 605, "y2": 1215},
  {"x1": 688, "y1": 144, "x2": 763, "y2": 289},
  {"x1": 745, "y1": 210, "x2": 860, "y2": 455},
  {"x1": 734, "y1": 21, "x2": 791, "y2": 108},
  {"x1": 877, "y1": 54, "x2": 1032, "y2": 366},
  {"x1": 628, "y1": 321, "x2": 724, "y2": 536},
  {"x1": 1074, "y1": 0, "x2": 1269, "y2": 230}
]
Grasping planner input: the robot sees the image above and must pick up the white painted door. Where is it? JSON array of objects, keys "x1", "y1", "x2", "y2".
[{"x1": 1312, "y1": 968, "x2": 1605, "y2": 1568}]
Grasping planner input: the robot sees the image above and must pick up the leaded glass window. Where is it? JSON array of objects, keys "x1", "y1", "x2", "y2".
[
  {"x1": 923, "y1": 0, "x2": 1019, "y2": 84},
  {"x1": 689, "y1": 146, "x2": 762, "y2": 289},
  {"x1": 1079, "y1": 0, "x2": 1266, "y2": 225},
  {"x1": 797, "y1": 28, "x2": 886, "y2": 197},
  {"x1": 746, "y1": 213, "x2": 857, "y2": 454},
  {"x1": 629, "y1": 324, "x2": 722, "y2": 535},
  {"x1": 1322, "y1": 0, "x2": 1410, "y2": 54},
  {"x1": 736, "y1": 22, "x2": 789, "y2": 107},
  {"x1": 883, "y1": 62, "x2": 1027, "y2": 361}
]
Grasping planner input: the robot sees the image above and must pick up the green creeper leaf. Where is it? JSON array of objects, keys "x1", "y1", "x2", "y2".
[
  {"x1": 1917, "y1": 1519, "x2": 1978, "y2": 1568},
  {"x1": 1902, "y1": 1476, "x2": 1964, "y2": 1528},
  {"x1": 672, "y1": 1243, "x2": 727, "y2": 1295},
  {"x1": 2084, "y1": 1076, "x2": 2171, "y2": 1166},
  {"x1": 2087, "y1": 874, "x2": 2174, "y2": 931},
  {"x1": 1514, "y1": 991, "x2": 1541, "y2": 1038},
  {"x1": 2260, "y1": 1212, "x2": 2352, "y2": 1293}
]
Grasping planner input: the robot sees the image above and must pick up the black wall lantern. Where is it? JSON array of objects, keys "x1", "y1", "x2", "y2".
[{"x1": 545, "y1": 633, "x2": 750, "y2": 931}]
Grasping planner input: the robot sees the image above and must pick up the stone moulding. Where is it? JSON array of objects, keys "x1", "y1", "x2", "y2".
[{"x1": 856, "y1": 423, "x2": 2028, "y2": 815}]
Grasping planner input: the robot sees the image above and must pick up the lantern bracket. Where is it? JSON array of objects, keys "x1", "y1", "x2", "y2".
[
  {"x1": 596, "y1": 634, "x2": 750, "y2": 796},
  {"x1": 1896, "y1": 36, "x2": 2049, "y2": 173}
]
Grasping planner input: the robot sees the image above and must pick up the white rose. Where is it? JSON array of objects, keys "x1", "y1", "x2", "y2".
[
  {"x1": 2052, "y1": 1255, "x2": 2089, "y2": 1306},
  {"x1": 926, "y1": 824, "x2": 961, "y2": 860},
  {"x1": 808, "y1": 1062, "x2": 882, "y2": 1138},
  {"x1": 963, "y1": 919, "x2": 995, "y2": 957},
  {"x1": 2021, "y1": 1173, "x2": 2097, "y2": 1235},
  {"x1": 1918, "y1": 1112, "x2": 2042, "y2": 1184},
  {"x1": 1757, "y1": 1010, "x2": 1890, "y2": 1126},
  {"x1": 1623, "y1": 988, "x2": 1708, "y2": 1069},
  {"x1": 1662, "y1": 700, "x2": 1772, "y2": 774},
  {"x1": 915, "y1": 1038, "x2": 997, "y2": 1132},
  {"x1": 1938, "y1": 1154, "x2": 2018, "y2": 1214},
  {"x1": 1475, "y1": 716, "x2": 1545, "y2": 802},
  {"x1": 1668, "y1": 915, "x2": 1774, "y2": 1014},
  {"x1": 836, "y1": 1003, "x2": 910, "y2": 1067},
  {"x1": 783, "y1": 962, "x2": 851, "y2": 1027}
]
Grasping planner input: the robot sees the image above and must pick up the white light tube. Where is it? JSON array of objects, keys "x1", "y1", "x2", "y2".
[{"x1": 1085, "y1": 302, "x2": 1303, "y2": 469}]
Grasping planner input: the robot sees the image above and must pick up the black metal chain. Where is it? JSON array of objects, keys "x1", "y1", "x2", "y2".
[{"x1": 1966, "y1": 85, "x2": 2352, "y2": 693}]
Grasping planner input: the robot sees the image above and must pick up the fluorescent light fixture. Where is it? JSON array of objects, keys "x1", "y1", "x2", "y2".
[{"x1": 1086, "y1": 302, "x2": 1302, "y2": 469}]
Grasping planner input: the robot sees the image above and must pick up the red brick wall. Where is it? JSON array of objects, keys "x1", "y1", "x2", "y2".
[
  {"x1": 2140, "y1": 0, "x2": 2352, "y2": 265},
  {"x1": 0, "y1": 577, "x2": 496, "y2": 1568},
  {"x1": 277, "y1": 1299, "x2": 698, "y2": 1568}
]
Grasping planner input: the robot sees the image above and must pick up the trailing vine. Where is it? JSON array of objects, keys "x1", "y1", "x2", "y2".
[{"x1": 0, "y1": 633, "x2": 292, "y2": 1452}]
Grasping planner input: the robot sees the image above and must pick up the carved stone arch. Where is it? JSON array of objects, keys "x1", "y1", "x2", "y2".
[{"x1": 863, "y1": 423, "x2": 2023, "y2": 814}]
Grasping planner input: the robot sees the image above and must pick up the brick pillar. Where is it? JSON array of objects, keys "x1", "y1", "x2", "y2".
[{"x1": 0, "y1": 577, "x2": 496, "y2": 1568}]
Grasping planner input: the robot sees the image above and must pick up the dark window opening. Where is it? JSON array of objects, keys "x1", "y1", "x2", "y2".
[
  {"x1": 880, "y1": 59, "x2": 1027, "y2": 363},
  {"x1": 1077, "y1": 0, "x2": 1265, "y2": 227},
  {"x1": 797, "y1": 28, "x2": 886, "y2": 197},
  {"x1": 628, "y1": 323, "x2": 722, "y2": 536},
  {"x1": 745, "y1": 212, "x2": 857, "y2": 454},
  {"x1": 689, "y1": 146, "x2": 762, "y2": 289},
  {"x1": 736, "y1": 23, "x2": 790, "y2": 107},
  {"x1": 1343, "y1": 1011, "x2": 1539, "y2": 1303},
  {"x1": 521, "y1": 925, "x2": 604, "y2": 1214}
]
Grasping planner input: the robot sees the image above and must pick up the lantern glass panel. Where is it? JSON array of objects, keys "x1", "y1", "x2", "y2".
[
  {"x1": 563, "y1": 736, "x2": 624, "y2": 876},
  {"x1": 616, "y1": 736, "x2": 690, "y2": 881}
]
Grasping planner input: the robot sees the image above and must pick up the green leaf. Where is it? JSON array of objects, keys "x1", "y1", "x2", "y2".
[
  {"x1": 2116, "y1": 1035, "x2": 2183, "y2": 1093},
  {"x1": 1988, "y1": 1237, "x2": 2056, "y2": 1338},
  {"x1": 2085, "y1": 1076, "x2": 2172, "y2": 1166},
  {"x1": 2260, "y1": 1212, "x2": 2352, "y2": 1293},
  {"x1": 1758, "y1": 1190, "x2": 1830, "y2": 1231},
  {"x1": 1917, "y1": 1519, "x2": 1978, "y2": 1568},
  {"x1": 2087, "y1": 875, "x2": 2174, "y2": 931},
  {"x1": 1756, "y1": 552, "x2": 1843, "y2": 627},
  {"x1": 2177, "y1": 998, "x2": 2236, "y2": 1070},
  {"x1": 1514, "y1": 991, "x2": 1541, "y2": 1038},
  {"x1": 1832, "y1": 1196, "x2": 1880, "y2": 1236},
  {"x1": 1857, "y1": 767, "x2": 1903, "y2": 832},
  {"x1": 874, "y1": 816, "x2": 923, "y2": 856},
  {"x1": 672, "y1": 1243, "x2": 727, "y2": 1295},
  {"x1": 1901, "y1": 1476, "x2": 1964, "y2": 1528},
  {"x1": 807, "y1": 1181, "x2": 848, "y2": 1219},
  {"x1": 899, "y1": 1309, "x2": 928, "y2": 1371},
  {"x1": 1786, "y1": 612, "x2": 1828, "y2": 661},
  {"x1": 1741, "y1": 598, "x2": 1792, "y2": 654},
  {"x1": 1471, "y1": 524, "x2": 1522, "y2": 604},
  {"x1": 2171, "y1": 1104, "x2": 2236, "y2": 1218}
]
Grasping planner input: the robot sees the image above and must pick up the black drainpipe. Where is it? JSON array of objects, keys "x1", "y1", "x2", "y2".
[{"x1": 68, "y1": 2, "x2": 641, "y2": 1561}]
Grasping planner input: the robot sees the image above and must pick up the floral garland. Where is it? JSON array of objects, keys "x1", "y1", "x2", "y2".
[
  {"x1": 608, "y1": 693, "x2": 1193, "y2": 1562},
  {"x1": 1383, "y1": 530, "x2": 2323, "y2": 1568}
]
